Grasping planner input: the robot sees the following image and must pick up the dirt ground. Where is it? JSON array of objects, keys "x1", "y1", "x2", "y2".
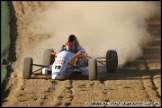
[{"x1": 1, "y1": 1, "x2": 161, "y2": 107}]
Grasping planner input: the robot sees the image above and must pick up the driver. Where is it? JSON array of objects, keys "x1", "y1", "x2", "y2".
[
  {"x1": 56, "y1": 34, "x2": 85, "y2": 56},
  {"x1": 52, "y1": 34, "x2": 86, "y2": 67}
]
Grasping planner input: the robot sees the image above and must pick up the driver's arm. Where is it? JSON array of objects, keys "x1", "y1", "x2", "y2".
[{"x1": 76, "y1": 46, "x2": 85, "y2": 56}]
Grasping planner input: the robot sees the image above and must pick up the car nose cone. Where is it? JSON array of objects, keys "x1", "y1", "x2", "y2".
[{"x1": 52, "y1": 74, "x2": 61, "y2": 79}]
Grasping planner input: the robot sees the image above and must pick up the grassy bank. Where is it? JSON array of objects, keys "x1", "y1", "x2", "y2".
[{"x1": 1, "y1": 1, "x2": 10, "y2": 84}]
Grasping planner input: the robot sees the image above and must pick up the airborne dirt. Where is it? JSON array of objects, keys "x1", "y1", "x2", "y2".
[{"x1": 2, "y1": 1, "x2": 161, "y2": 107}]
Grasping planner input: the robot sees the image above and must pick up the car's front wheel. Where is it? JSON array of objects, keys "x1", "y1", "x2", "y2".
[
  {"x1": 42, "y1": 49, "x2": 55, "y2": 66},
  {"x1": 88, "y1": 59, "x2": 97, "y2": 80},
  {"x1": 23, "y1": 57, "x2": 33, "y2": 79},
  {"x1": 106, "y1": 50, "x2": 118, "y2": 73}
]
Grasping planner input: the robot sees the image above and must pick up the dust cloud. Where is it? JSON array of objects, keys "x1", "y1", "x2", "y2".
[{"x1": 29, "y1": 1, "x2": 160, "y2": 67}]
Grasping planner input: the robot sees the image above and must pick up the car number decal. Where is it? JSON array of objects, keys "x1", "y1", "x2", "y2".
[{"x1": 55, "y1": 59, "x2": 65, "y2": 64}]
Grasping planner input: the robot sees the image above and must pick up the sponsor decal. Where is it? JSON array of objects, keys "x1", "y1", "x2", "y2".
[{"x1": 55, "y1": 59, "x2": 65, "y2": 64}]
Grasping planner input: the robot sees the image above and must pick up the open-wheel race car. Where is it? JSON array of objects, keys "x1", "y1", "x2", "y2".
[{"x1": 22, "y1": 48, "x2": 118, "y2": 80}]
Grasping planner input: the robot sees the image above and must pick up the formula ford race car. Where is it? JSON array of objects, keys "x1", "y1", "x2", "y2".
[{"x1": 22, "y1": 48, "x2": 118, "y2": 80}]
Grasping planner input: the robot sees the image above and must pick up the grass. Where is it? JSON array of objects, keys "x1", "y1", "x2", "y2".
[{"x1": 1, "y1": 1, "x2": 10, "y2": 84}]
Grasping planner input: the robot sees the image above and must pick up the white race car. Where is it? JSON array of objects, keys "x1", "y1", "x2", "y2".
[{"x1": 22, "y1": 48, "x2": 118, "y2": 80}]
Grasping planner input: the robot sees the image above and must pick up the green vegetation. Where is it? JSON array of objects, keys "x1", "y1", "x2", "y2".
[{"x1": 1, "y1": 1, "x2": 10, "y2": 84}]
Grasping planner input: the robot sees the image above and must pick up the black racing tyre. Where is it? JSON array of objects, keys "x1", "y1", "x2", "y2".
[
  {"x1": 106, "y1": 50, "x2": 118, "y2": 73},
  {"x1": 88, "y1": 59, "x2": 97, "y2": 80},
  {"x1": 42, "y1": 49, "x2": 55, "y2": 66},
  {"x1": 23, "y1": 57, "x2": 33, "y2": 79}
]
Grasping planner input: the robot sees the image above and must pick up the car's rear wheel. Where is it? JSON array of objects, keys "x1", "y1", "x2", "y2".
[
  {"x1": 106, "y1": 50, "x2": 118, "y2": 73},
  {"x1": 42, "y1": 49, "x2": 55, "y2": 66},
  {"x1": 23, "y1": 57, "x2": 33, "y2": 79},
  {"x1": 88, "y1": 59, "x2": 97, "y2": 80}
]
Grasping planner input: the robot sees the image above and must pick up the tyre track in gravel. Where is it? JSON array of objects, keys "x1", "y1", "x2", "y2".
[
  {"x1": 42, "y1": 80, "x2": 74, "y2": 107},
  {"x1": 141, "y1": 22, "x2": 161, "y2": 106},
  {"x1": 1, "y1": 1, "x2": 161, "y2": 107}
]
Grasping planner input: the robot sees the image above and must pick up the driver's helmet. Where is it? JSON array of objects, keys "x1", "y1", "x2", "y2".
[
  {"x1": 64, "y1": 34, "x2": 77, "y2": 53},
  {"x1": 64, "y1": 42, "x2": 76, "y2": 53},
  {"x1": 68, "y1": 34, "x2": 76, "y2": 43}
]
